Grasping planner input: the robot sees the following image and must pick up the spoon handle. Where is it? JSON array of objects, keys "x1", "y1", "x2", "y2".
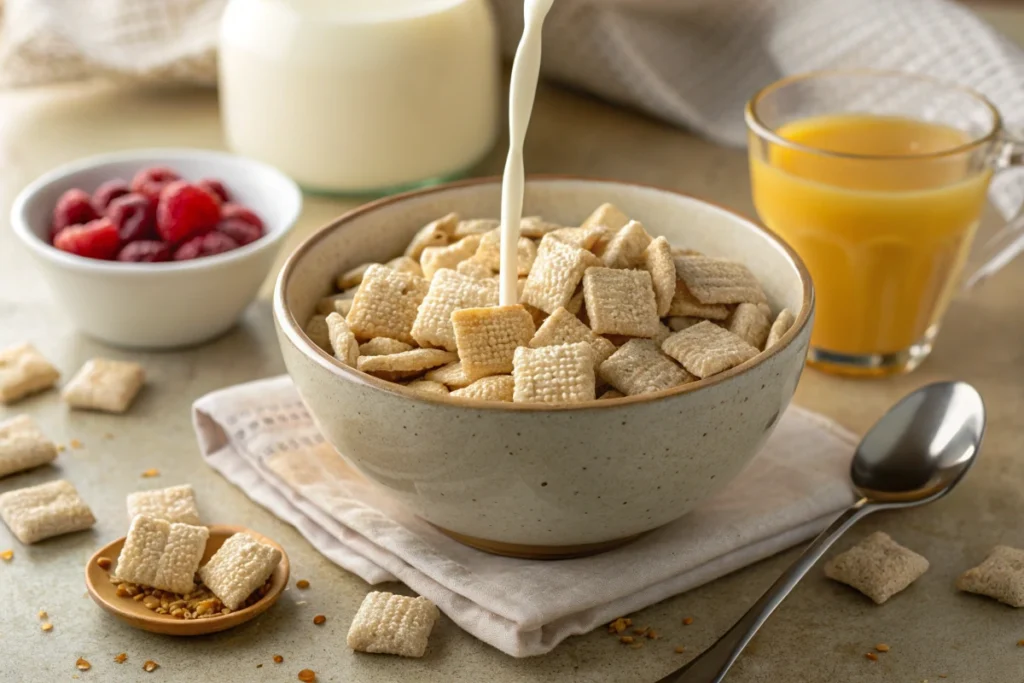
[{"x1": 657, "y1": 499, "x2": 874, "y2": 683}]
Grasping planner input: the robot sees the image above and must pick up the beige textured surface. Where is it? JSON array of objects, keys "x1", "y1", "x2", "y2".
[{"x1": 0, "y1": 78, "x2": 1022, "y2": 681}]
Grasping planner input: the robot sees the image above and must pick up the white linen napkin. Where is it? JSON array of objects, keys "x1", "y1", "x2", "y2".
[{"x1": 193, "y1": 375, "x2": 857, "y2": 658}]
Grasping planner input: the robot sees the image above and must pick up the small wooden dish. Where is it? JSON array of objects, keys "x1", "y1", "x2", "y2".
[{"x1": 85, "y1": 524, "x2": 289, "y2": 636}]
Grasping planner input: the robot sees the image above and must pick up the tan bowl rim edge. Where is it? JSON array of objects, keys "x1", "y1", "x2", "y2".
[{"x1": 273, "y1": 175, "x2": 815, "y2": 412}]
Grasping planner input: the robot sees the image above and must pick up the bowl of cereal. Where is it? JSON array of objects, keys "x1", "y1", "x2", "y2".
[{"x1": 274, "y1": 177, "x2": 813, "y2": 558}]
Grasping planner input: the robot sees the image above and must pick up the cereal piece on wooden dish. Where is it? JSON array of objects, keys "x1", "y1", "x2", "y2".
[
  {"x1": 115, "y1": 515, "x2": 208, "y2": 594},
  {"x1": 199, "y1": 532, "x2": 282, "y2": 611}
]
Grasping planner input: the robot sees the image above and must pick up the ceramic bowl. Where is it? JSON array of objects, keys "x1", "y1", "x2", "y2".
[
  {"x1": 10, "y1": 148, "x2": 302, "y2": 349},
  {"x1": 274, "y1": 177, "x2": 813, "y2": 558}
]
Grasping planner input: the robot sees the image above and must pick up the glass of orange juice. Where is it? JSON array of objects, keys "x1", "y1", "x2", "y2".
[{"x1": 746, "y1": 70, "x2": 1023, "y2": 377}]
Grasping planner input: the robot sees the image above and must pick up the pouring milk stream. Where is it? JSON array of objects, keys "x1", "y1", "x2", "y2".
[{"x1": 499, "y1": 0, "x2": 556, "y2": 306}]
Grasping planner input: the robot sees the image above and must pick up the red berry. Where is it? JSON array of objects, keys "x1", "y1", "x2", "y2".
[
  {"x1": 197, "y1": 178, "x2": 229, "y2": 203},
  {"x1": 91, "y1": 180, "x2": 131, "y2": 213},
  {"x1": 51, "y1": 189, "x2": 98, "y2": 241},
  {"x1": 116, "y1": 240, "x2": 171, "y2": 263},
  {"x1": 173, "y1": 232, "x2": 239, "y2": 261},
  {"x1": 220, "y1": 203, "x2": 264, "y2": 230},
  {"x1": 53, "y1": 218, "x2": 121, "y2": 260},
  {"x1": 216, "y1": 217, "x2": 263, "y2": 246},
  {"x1": 156, "y1": 180, "x2": 221, "y2": 245},
  {"x1": 131, "y1": 166, "x2": 181, "y2": 204},
  {"x1": 107, "y1": 193, "x2": 156, "y2": 243}
]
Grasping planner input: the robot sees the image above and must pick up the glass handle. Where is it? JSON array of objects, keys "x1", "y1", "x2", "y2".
[{"x1": 963, "y1": 136, "x2": 1024, "y2": 290}]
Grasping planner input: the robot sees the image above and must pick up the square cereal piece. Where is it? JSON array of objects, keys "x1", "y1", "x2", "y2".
[
  {"x1": 452, "y1": 305, "x2": 535, "y2": 380},
  {"x1": 455, "y1": 258, "x2": 494, "y2": 279},
  {"x1": 424, "y1": 361, "x2": 474, "y2": 388},
  {"x1": 420, "y1": 234, "x2": 482, "y2": 280},
  {"x1": 599, "y1": 389, "x2": 625, "y2": 399},
  {"x1": 661, "y1": 320, "x2": 758, "y2": 378},
  {"x1": 601, "y1": 220, "x2": 652, "y2": 269},
  {"x1": 410, "y1": 269, "x2": 498, "y2": 351},
  {"x1": 824, "y1": 531, "x2": 929, "y2": 604},
  {"x1": 305, "y1": 314, "x2": 331, "y2": 350},
  {"x1": 386, "y1": 256, "x2": 424, "y2": 278},
  {"x1": 404, "y1": 213, "x2": 457, "y2": 259},
  {"x1": 674, "y1": 255, "x2": 767, "y2": 305},
  {"x1": 519, "y1": 216, "x2": 563, "y2": 239},
  {"x1": 473, "y1": 229, "x2": 537, "y2": 275},
  {"x1": 667, "y1": 280, "x2": 731, "y2": 319},
  {"x1": 126, "y1": 484, "x2": 201, "y2": 525},
  {"x1": 0, "y1": 480, "x2": 95, "y2": 544},
  {"x1": 530, "y1": 306, "x2": 616, "y2": 364},
  {"x1": 580, "y1": 203, "x2": 630, "y2": 232},
  {"x1": 62, "y1": 358, "x2": 145, "y2": 414},
  {"x1": 357, "y1": 349, "x2": 457, "y2": 375},
  {"x1": 652, "y1": 321, "x2": 673, "y2": 345},
  {"x1": 336, "y1": 262, "x2": 375, "y2": 290},
  {"x1": 326, "y1": 312, "x2": 360, "y2": 366},
  {"x1": 643, "y1": 236, "x2": 676, "y2": 317},
  {"x1": 598, "y1": 339, "x2": 693, "y2": 396},
  {"x1": 0, "y1": 415, "x2": 57, "y2": 478},
  {"x1": 956, "y1": 546, "x2": 1024, "y2": 607},
  {"x1": 348, "y1": 264, "x2": 430, "y2": 345},
  {"x1": 199, "y1": 531, "x2": 282, "y2": 610},
  {"x1": 726, "y1": 303, "x2": 772, "y2": 350},
  {"x1": 582, "y1": 267, "x2": 660, "y2": 338},
  {"x1": 348, "y1": 591, "x2": 440, "y2": 658},
  {"x1": 512, "y1": 343, "x2": 595, "y2": 404},
  {"x1": 115, "y1": 515, "x2": 208, "y2": 594},
  {"x1": 453, "y1": 218, "x2": 499, "y2": 238},
  {"x1": 0, "y1": 343, "x2": 60, "y2": 404},
  {"x1": 450, "y1": 375, "x2": 515, "y2": 402},
  {"x1": 548, "y1": 225, "x2": 609, "y2": 251},
  {"x1": 667, "y1": 316, "x2": 700, "y2": 331},
  {"x1": 406, "y1": 380, "x2": 450, "y2": 396},
  {"x1": 316, "y1": 291, "x2": 357, "y2": 316},
  {"x1": 766, "y1": 308, "x2": 796, "y2": 348},
  {"x1": 359, "y1": 338, "x2": 414, "y2": 357},
  {"x1": 521, "y1": 236, "x2": 602, "y2": 315}
]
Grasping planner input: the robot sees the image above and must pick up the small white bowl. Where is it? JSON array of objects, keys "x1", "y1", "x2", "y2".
[{"x1": 10, "y1": 148, "x2": 302, "y2": 349}]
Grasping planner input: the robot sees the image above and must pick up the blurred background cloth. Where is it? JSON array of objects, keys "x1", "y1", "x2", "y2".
[{"x1": 2, "y1": 0, "x2": 1022, "y2": 214}]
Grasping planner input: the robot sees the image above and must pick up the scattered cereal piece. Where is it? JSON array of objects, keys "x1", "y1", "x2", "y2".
[
  {"x1": 581, "y1": 203, "x2": 630, "y2": 233},
  {"x1": 127, "y1": 484, "x2": 201, "y2": 525},
  {"x1": 452, "y1": 305, "x2": 535, "y2": 380},
  {"x1": 453, "y1": 218, "x2": 499, "y2": 238},
  {"x1": 405, "y1": 213, "x2": 456, "y2": 259},
  {"x1": 875, "y1": 643, "x2": 890, "y2": 652},
  {"x1": 608, "y1": 617, "x2": 632, "y2": 633},
  {"x1": 683, "y1": 617, "x2": 693, "y2": 625},
  {"x1": 76, "y1": 658, "x2": 91, "y2": 671},
  {"x1": 1, "y1": 549, "x2": 12, "y2": 561},
  {"x1": 296, "y1": 580, "x2": 310, "y2": 589},
  {"x1": 274, "y1": 655, "x2": 284, "y2": 663},
  {"x1": 667, "y1": 280, "x2": 731, "y2": 319},
  {"x1": 359, "y1": 337, "x2": 414, "y2": 357},
  {"x1": 473, "y1": 229, "x2": 536, "y2": 275},
  {"x1": 386, "y1": 256, "x2": 424, "y2": 277},
  {"x1": 325, "y1": 312, "x2": 360, "y2": 367},
  {"x1": 674, "y1": 646, "x2": 686, "y2": 654},
  {"x1": 726, "y1": 303, "x2": 772, "y2": 350},
  {"x1": 824, "y1": 531, "x2": 929, "y2": 604},
  {"x1": 865, "y1": 652, "x2": 878, "y2": 662},
  {"x1": 766, "y1": 308, "x2": 795, "y2": 349},
  {"x1": 512, "y1": 343, "x2": 595, "y2": 404},
  {"x1": 313, "y1": 614, "x2": 326, "y2": 625},
  {"x1": 347, "y1": 264, "x2": 430, "y2": 345},
  {"x1": 530, "y1": 307, "x2": 616, "y2": 364},
  {"x1": 62, "y1": 358, "x2": 145, "y2": 414},
  {"x1": 298, "y1": 669, "x2": 316, "y2": 682},
  {"x1": 0, "y1": 343, "x2": 60, "y2": 404},
  {"x1": 450, "y1": 375, "x2": 515, "y2": 402},
  {"x1": 347, "y1": 591, "x2": 440, "y2": 658},
  {"x1": 421, "y1": 234, "x2": 482, "y2": 280},
  {"x1": 643, "y1": 236, "x2": 676, "y2": 317},
  {"x1": 97, "y1": 557, "x2": 112, "y2": 570},
  {"x1": 357, "y1": 348, "x2": 458, "y2": 376},
  {"x1": 599, "y1": 339, "x2": 693, "y2": 396},
  {"x1": 199, "y1": 532, "x2": 282, "y2": 610},
  {"x1": 114, "y1": 653, "x2": 127, "y2": 664},
  {"x1": 601, "y1": 220, "x2": 652, "y2": 269},
  {"x1": 662, "y1": 321, "x2": 759, "y2": 378},
  {"x1": 0, "y1": 414, "x2": 58, "y2": 478},
  {"x1": 116, "y1": 515, "x2": 209, "y2": 594},
  {"x1": 141, "y1": 469, "x2": 160, "y2": 478},
  {"x1": 336, "y1": 262, "x2": 375, "y2": 291},
  {"x1": 405, "y1": 380, "x2": 450, "y2": 396},
  {"x1": 305, "y1": 314, "x2": 331, "y2": 351},
  {"x1": 0, "y1": 480, "x2": 95, "y2": 544},
  {"x1": 674, "y1": 255, "x2": 767, "y2": 305},
  {"x1": 583, "y1": 267, "x2": 660, "y2": 337},
  {"x1": 316, "y1": 291, "x2": 356, "y2": 316},
  {"x1": 521, "y1": 235, "x2": 602, "y2": 315},
  {"x1": 410, "y1": 269, "x2": 498, "y2": 351},
  {"x1": 423, "y1": 361, "x2": 474, "y2": 389},
  {"x1": 646, "y1": 629, "x2": 659, "y2": 639},
  {"x1": 620, "y1": 635, "x2": 635, "y2": 644},
  {"x1": 143, "y1": 660, "x2": 159, "y2": 673},
  {"x1": 629, "y1": 642, "x2": 644, "y2": 650},
  {"x1": 41, "y1": 622, "x2": 53, "y2": 632},
  {"x1": 957, "y1": 545, "x2": 1024, "y2": 607}
]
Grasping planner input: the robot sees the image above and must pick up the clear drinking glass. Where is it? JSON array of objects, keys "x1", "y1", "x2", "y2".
[{"x1": 746, "y1": 70, "x2": 1023, "y2": 376}]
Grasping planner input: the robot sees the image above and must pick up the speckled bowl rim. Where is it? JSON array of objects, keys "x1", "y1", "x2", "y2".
[{"x1": 274, "y1": 176, "x2": 814, "y2": 411}]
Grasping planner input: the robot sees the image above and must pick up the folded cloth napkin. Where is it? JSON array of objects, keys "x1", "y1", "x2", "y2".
[{"x1": 193, "y1": 375, "x2": 857, "y2": 657}]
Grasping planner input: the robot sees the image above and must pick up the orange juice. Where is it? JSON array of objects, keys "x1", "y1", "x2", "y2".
[{"x1": 750, "y1": 114, "x2": 990, "y2": 360}]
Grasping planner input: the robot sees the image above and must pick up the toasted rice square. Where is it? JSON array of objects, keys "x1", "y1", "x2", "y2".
[
  {"x1": 316, "y1": 291, "x2": 357, "y2": 316},
  {"x1": 601, "y1": 221, "x2": 652, "y2": 269},
  {"x1": 455, "y1": 258, "x2": 495, "y2": 280},
  {"x1": 582, "y1": 267, "x2": 660, "y2": 338},
  {"x1": 667, "y1": 316, "x2": 700, "y2": 331},
  {"x1": 598, "y1": 339, "x2": 693, "y2": 396},
  {"x1": 548, "y1": 225, "x2": 609, "y2": 251},
  {"x1": 957, "y1": 546, "x2": 1024, "y2": 607},
  {"x1": 406, "y1": 380, "x2": 450, "y2": 396},
  {"x1": 766, "y1": 308, "x2": 796, "y2": 348},
  {"x1": 423, "y1": 361, "x2": 474, "y2": 388},
  {"x1": 337, "y1": 262, "x2": 375, "y2": 291},
  {"x1": 726, "y1": 303, "x2": 772, "y2": 350},
  {"x1": 521, "y1": 236, "x2": 602, "y2": 314},
  {"x1": 386, "y1": 256, "x2": 424, "y2": 277},
  {"x1": 512, "y1": 343, "x2": 595, "y2": 404},
  {"x1": 530, "y1": 306, "x2": 616, "y2": 364},
  {"x1": 326, "y1": 312, "x2": 360, "y2": 366},
  {"x1": 410, "y1": 269, "x2": 498, "y2": 351},
  {"x1": 0, "y1": 479, "x2": 95, "y2": 544},
  {"x1": 0, "y1": 415, "x2": 57, "y2": 479},
  {"x1": 404, "y1": 213, "x2": 456, "y2": 259},
  {"x1": 674, "y1": 255, "x2": 767, "y2": 305},
  {"x1": 126, "y1": 484, "x2": 201, "y2": 525},
  {"x1": 0, "y1": 343, "x2": 60, "y2": 405},
  {"x1": 357, "y1": 349, "x2": 458, "y2": 375},
  {"x1": 305, "y1": 314, "x2": 331, "y2": 350},
  {"x1": 473, "y1": 229, "x2": 537, "y2": 275},
  {"x1": 359, "y1": 338, "x2": 414, "y2": 357},
  {"x1": 452, "y1": 305, "x2": 535, "y2": 380},
  {"x1": 347, "y1": 591, "x2": 440, "y2": 658},
  {"x1": 667, "y1": 280, "x2": 731, "y2": 319},
  {"x1": 450, "y1": 375, "x2": 515, "y2": 402},
  {"x1": 453, "y1": 219, "x2": 499, "y2": 238},
  {"x1": 580, "y1": 203, "x2": 630, "y2": 232},
  {"x1": 643, "y1": 236, "x2": 676, "y2": 316},
  {"x1": 661, "y1": 320, "x2": 759, "y2": 378},
  {"x1": 824, "y1": 531, "x2": 929, "y2": 604},
  {"x1": 62, "y1": 359, "x2": 145, "y2": 414},
  {"x1": 420, "y1": 235, "x2": 482, "y2": 280},
  {"x1": 347, "y1": 264, "x2": 430, "y2": 345},
  {"x1": 519, "y1": 216, "x2": 563, "y2": 239},
  {"x1": 598, "y1": 388, "x2": 625, "y2": 399}
]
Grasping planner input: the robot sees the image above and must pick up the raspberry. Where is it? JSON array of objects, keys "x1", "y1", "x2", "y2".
[
  {"x1": 197, "y1": 178, "x2": 229, "y2": 203},
  {"x1": 51, "y1": 188, "x2": 98, "y2": 241},
  {"x1": 220, "y1": 203, "x2": 264, "y2": 230},
  {"x1": 216, "y1": 217, "x2": 264, "y2": 246},
  {"x1": 131, "y1": 166, "x2": 181, "y2": 204},
  {"x1": 91, "y1": 180, "x2": 131, "y2": 213},
  {"x1": 53, "y1": 218, "x2": 121, "y2": 260},
  {"x1": 107, "y1": 193, "x2": 156, "y2": 243},
  {"x1": 156, "y1": 180, "x2": 221, "y2": 245},
  {"x1": 173, "y1": 232, "x2": 239, "y2": 261},
  {"x1": 116, "y1": 240, "x2": 171, "y2": 263}
]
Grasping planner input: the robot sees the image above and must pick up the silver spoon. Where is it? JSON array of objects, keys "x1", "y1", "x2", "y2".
[{"x1": 658, "y1": 380, "x2": 985, "y2": 683}]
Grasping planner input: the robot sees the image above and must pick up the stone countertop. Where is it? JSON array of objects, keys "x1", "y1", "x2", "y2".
[{"x1": 0, "y1": 80, "x2": 1022, "y2": 683}]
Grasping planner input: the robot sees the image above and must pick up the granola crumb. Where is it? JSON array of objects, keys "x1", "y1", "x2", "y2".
[
  {"x1": 313, "y1": 614, "x2": 326, "y2": 625},
  {"x1": 104, "y1": 433, "x2": 114, "y2": 439},
  {"x1": 296, "y1": 579, "x2": 310, "y2": 589},
  {"x1": 1018, "y1": 639, "x2": 1024, "y2": 647},
  {"x1": 875, "y1": 643, "x2": 890, "y2": 653},
  {"x1": 114, "y1": 653, "x2": 127, "y2": 664},
  {"x1": 295, "y1": 601, "x2": 308, "y2": 606},
  {"x1": 97, "y1": 557, "x2": 112, "y2": 570},
  {"x1": 632, "y1": 627, "x2": 646, "y2": 635},
  {"x1": 298, "y1": 669, "x2": 316, "y2": 682},
  {"x1": 41, "y1": 623, "x2": 53, "y2": 632},
  {"x1": 619, "y1": 636, "x2": 634, "y2": 644},
  {"x1": 143, "y1": 660, "x2": 159, "y2": 672},
  {"x1": 646, "y1": 629, "x2": 659, "y2": 640},
  {"x1": 273, "y1": 655, "x2": 284, "y2": 664},
  {"x1": 70, "y1": 439, "x2": 83, "y2": 449},
  {"x1": 608, "y1": 617, "x2": 632, "y2": 634},
  {"x1": 57, "y1": 444, "x2": 66, "y2": 453},
  {"x1": 38, "y1": 610, "x2": 48, "y2": 619},
  {"x1": 1, "y1": 549, "x2": 13, "y2": 561},
  {"x1": 674, "y1": 646, "x2": 686, "y2": 654},
  {"x1": 629, "y1": 642, "x2": 644, "y2": 650},
  {"x1": 141, "y1": 468, "x2": 160, "y2": 478},
  {"x1": 76, "y1": 658, "x2": 91, "y2": 671},
  {"x1": 257, "y1": 664, "x2": 263, "y2": 668},
  {"x1": 683, "y1": 617, "x2": 694, "y2": 625},
  {"x1": 939, "y1": 676, "x2": 947, "y2": 679},
  {"x1": 865, "y1": 652, "x2": 878, "y2": 662}
]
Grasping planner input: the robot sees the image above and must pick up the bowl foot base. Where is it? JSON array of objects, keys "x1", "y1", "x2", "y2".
[{"x1": 432, "y1": 525, "x2": 645, "y2": 560}]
